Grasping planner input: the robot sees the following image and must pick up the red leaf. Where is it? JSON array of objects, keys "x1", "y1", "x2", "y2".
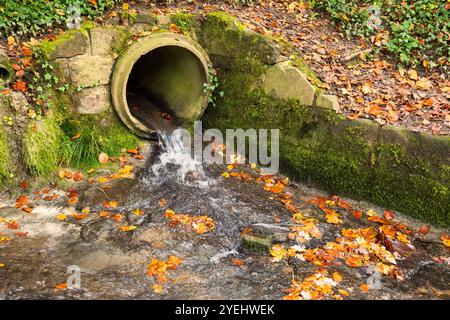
[
  {"x1": 383, "y1": 210, "x2": 395, "y2": 221},
  {"x1": 418, "y1": 225, "x2": 429, "y2": 235},
  {"x1": 12, "y1": 81, "x2": 27, "y2": 92}
]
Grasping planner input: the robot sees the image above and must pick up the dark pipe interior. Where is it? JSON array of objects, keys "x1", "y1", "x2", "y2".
[
  {"x1": 0, "y1": 66, "x2": 11, "y2": 85},
  {"x1": 126, "y1": 45, "x2": 206, "y2": 132}
]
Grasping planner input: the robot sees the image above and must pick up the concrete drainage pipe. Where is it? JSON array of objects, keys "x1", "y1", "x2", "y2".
[{"x1": 111, "y1": 33, "x2": 211, "y2": 138}]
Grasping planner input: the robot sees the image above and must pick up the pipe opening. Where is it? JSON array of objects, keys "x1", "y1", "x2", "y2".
[
  {"x1": 0, "y1": 66, "x2": 12, "y2": 86},
  {"x1": 126, "y1": 45, "x2": 208, "y2": 132}
]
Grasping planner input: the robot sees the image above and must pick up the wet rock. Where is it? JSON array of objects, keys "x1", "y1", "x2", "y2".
[
  {"x1": 241, "y1": 234, "x2": 272, "y2": 254},
  {"x1": 252, "y1": 223, "x2": 290, "y2": 243},
  {"x1": 263, "y1": 61, "x2": 315, "y2": 106},
  {"x1": 72, "y1": 85, "x2": 110, "y2": 114},
  {"x1": 81, "y1": 218, "x2": 115, "y2": 242}
]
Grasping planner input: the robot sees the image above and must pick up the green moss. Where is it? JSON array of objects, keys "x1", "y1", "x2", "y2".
[
  {"x1": 0, "y1": 123, "x2": 11, "y2": 182},
  {"x1": 22, "y1": 112, "x2": 64, "y2": 176},
  {"x1": 290, "y1": 54, "x2": 323, "y2": 93},
  {"x1": 40, "y1": 29, "x2": 88, "y2": 60},
  {"x1": 170, "y1": 13, "x2": 195, "y2": 32},
  {"x1": 242, "y1": 234, "x2": 272, "y2": 254},
  {"x1": 60, "y1": 109, "x2": 140, "y2": 169}
]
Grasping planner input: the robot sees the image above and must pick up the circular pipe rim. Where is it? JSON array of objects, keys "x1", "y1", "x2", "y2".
[{"x1": 111, "y1": 32, "x2": 211, "y2": 138}]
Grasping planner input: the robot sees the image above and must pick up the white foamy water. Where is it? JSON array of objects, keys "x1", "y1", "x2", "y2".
[{"x1": 147, "y1": 130, "x2": 215, "y2": 187}]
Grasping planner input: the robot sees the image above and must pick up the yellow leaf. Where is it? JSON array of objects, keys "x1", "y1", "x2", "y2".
[
  {"x1": 119, "y1": 164, "x2": 134, "y2": 175},
  {"x1": 98, "y1": 177, "x2": 110, "y2": 183},
  {"x1": 56, "y1": 213, "x2": 67, "y2": 221},
  {"x1": 338, "y1": 289, "x2": 350, "y2": 297},
  {"x1": 58, "y1": 170, "x2": 66, "y2": 179},
  {"x1": 441, "y1": 234, "x2": 450, "y2": 247},
  {"x1": 407, "y1": 69, "x2": 418, "y2": 81},
  {"x1": 221, "y1": 172, "x2": 230, "y2": 178},
  {"x1": 122, "y1": 3, "x2": 129, "y2": 10},
  {"x1": 0, "y1": 263, "x2": 5, "y2": 268},
  {"x1": 7, "y1": 36, "x2": 15, "y2": 45},
  {"x1": 153, "y1": 284, "x2": 163, "y2": 293},
  {"x1": 332, "y1": 272, "x2": 342, "y2": 283},
  {"x1": 119, "y1": 225, "x2": 137, "y2": 232},
  {"x1": 132, "y1": 208, "x2": 143, "y2": 216},
  {"x1": 416, "y1": 77, "x2": 432, "y2": 91},
  {"x1": 326, "y1": 212, "x2": 343, "y2": 224},
  {"x1": 270, "y1": 244, "x2": 288, "y2": 262}
]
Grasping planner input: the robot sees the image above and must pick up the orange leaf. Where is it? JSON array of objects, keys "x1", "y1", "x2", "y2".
[
  {"x1": 12, "y1": 81, "x2": 27, "y2": 92},
  {"x1": 73, "y1": 171, "x2": 84, "y2": 182},
  {"x1": 88, "y1": 0, "x2": 97, "y2": 5},
  {"x1": 418, "y1": 225, "x2": 429, "y2": 235},
  {"x1": 232, "y1": 259, "x2": 246, "y2": 268},
  {"x1": 360, "y1": 284, "x2": 369, "y2": 292},
  {"x1": 73, "y1": 213, "x2": 88, "y2": 220},
  {"x1": 15, "y1": 195, "x2": 28, "y2": 208},
  {"x1": 19, "y1": 181, "x2": 29, "y2": 189},
  {"x1": 367, "y1": 104, "x2": 382, "y2": 116},
  {"x1": 383, "y1": 210, "x2": 395, "y2": 221},
  {"x1": 99, "y1": 211, "x2": 110, "y2": 218},
  {"x1": 351, "y1": 210, "x2": 362, "y2": 220},
  {"x1": 55, "y1": 282, "x2": 67, "y2": 290},
  {"x1": 127, "y1": 149, "x2": 139, "y2": 155}
]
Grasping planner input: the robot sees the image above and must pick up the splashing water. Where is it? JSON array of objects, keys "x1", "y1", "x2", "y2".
[{"x1": 146, "y1": 130, "x2": 213, "y2": 187}]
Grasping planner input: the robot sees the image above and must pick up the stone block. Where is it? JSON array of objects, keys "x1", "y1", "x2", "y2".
[
  {"x1": 68, "y1": 55, "x2": 114, "y2": 86},
  {"x1": 316, "y1": 94, "x2": 340, "y2": 112},
  {"x1": 72, "y1": 85, "x2": 110, "y2": 114},
  {"x1": 90, "y1": 27, "x2": 128, "y2": 56},
  {"x1": 44, "y1": 30, "x2": 89, "y2": 60},
  {"x1": 263, "y1": 61, "x2": 315, "y2": 106}
]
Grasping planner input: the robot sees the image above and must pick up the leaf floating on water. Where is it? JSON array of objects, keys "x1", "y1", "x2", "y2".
[
  {"x1": 164, "y1": 209, "x2": 215, "y2": 234},
  {"x1": 55, "y1": 283, "x2": 67, "y2": 290},
  {"x1": 360, "y1": 284, "x2": 369, "y2": 292},
  {"x1": 119, "y1": 225, "x2": 137, "y2": 232},
  {"x1": 56, "y1": 214, "x2": 67, "y2": 221}
]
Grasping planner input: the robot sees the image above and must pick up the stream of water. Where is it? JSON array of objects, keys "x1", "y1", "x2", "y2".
[{"x1": 0, "y1": 127, "x2": 449, "y2": 299}]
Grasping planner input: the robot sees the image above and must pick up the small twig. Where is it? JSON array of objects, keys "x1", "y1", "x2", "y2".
[
  {"x1": 97, "y1": 187, "x2": 110, "y2": 200},
  {"x1": 340, "y1": 48, "x2": 373, "y2": 63}
]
